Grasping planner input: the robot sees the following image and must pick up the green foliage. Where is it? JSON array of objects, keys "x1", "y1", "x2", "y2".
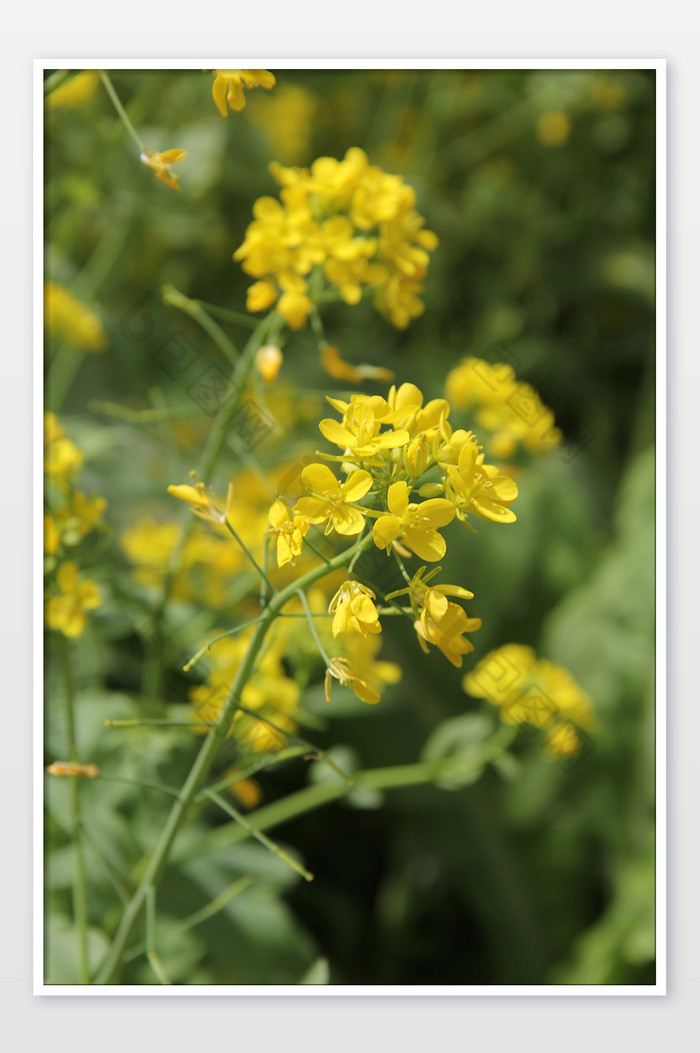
[{"x1": 44, "y1": 67, "x2": 655, "y2": 986}]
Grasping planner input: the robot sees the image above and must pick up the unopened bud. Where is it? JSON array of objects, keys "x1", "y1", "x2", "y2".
[{"x1": 418, "y1": 482, "x2": 444, "y2": 498}]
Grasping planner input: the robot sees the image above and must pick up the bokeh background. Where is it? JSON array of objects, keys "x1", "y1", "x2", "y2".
[{"x1": 44, "y1": 67, "x2": 656, "y2": 985}]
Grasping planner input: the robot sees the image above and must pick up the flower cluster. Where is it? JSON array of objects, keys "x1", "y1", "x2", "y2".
[
  {"x1": 45, "y1": 282, "x2": 106, "y2": 353},
  {"x1": 44, "y1": 414, "x2": 105, "y2": 637},
  {"x1": 261, "y1": 382, "x2": 519, "y2": 694},
  {"x1": 445, "y1": 357, "x2": 561, "y2": 460},
  {"x1": 234, "y1": 147, "x2": 438, "y2": 330},
  {"x1": 463, "y1": 644, "x2": 596, "y2": 757}
]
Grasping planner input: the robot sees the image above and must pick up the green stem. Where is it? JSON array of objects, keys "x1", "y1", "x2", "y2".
[
  {"x1": 98, "y1": 70, "x2": 145, "y2": 152},
  {"x1": 222, "y1": 518, "x2": 276, "y2": 597},
  {"x1": 162, "y1": 285, "x2": 239, "y2": 365},
  {"x1": 94, "y1": 532, "x2": 373, "y2": 984},
  {"x1": 60, "y1": 638, "x2": 90, "y2": 984}
]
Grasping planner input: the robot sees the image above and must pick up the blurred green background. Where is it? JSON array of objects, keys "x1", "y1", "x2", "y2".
[{"x1": 44, "y1": 68, "x2": 656, "y2": 985}]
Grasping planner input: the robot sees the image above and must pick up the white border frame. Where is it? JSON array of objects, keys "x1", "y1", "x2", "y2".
[{"x1": 34, "y1": 58, "x2": 666, "y2": 996}]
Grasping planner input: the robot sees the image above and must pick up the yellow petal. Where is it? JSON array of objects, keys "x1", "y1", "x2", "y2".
[
  {"x1": 342, "y1": 470, "x2": 373, "y2": 502},
  {"x1": 404, "y1": 527, "x2": 445, "y2": 562},
  {"x1": 387, "y1": 480, "x2": 409, "y2": 518},
  {"x1": 373, "y1": 515, "x2": 401, "y2": 551},
  {"x1": 417, "y1": 498, "x2": 455, "y2": 529},
  {"x1": 302, "y1": 463, "x2": 338, "y2": 494},
  {"x1": 212, "y1": 74, "x2": 229, "y2": 117}
]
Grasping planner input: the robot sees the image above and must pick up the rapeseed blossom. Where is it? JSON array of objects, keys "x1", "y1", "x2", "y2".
[
  {"x1": 234, "y1": 147, "x2": 438, "y2": 330},
  {"x1": 445, "y1": 357, "x2": 561, "y2": 458},
  {"x1": 463, "y1": 644, "x2": 596, "y2": 757}
]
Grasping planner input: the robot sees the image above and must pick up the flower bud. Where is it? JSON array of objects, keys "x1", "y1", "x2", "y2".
[{"x1": 418, "y1": 482, "x2": 445, "y2": 498}]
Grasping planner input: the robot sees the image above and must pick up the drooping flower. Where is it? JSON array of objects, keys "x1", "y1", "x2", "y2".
[
  {"x1": 294, "y1": 464, "x2": 372, "y2": 536},
  {"x1": 372, "y1": 480, "x2": 455, "y2": 561},
  {"x1": 324, "y1": 656, "x2": 380, "y2": 705},
  {"x1": 266, "y1": 497, "x2": 309, "y2": 568},
  {"x1": 168, "y1": 479, "x2": 233, "y2": 525},
  {"x1": 414, "y1": 603, "x2": 481, "y2": 668},
  {"x1": 320, "y1": 344, "x2": 394, "y2": 384},
  {"x1": 46, "y1": 561, "x2": 102, "y2": 638},
  {"x1": 387, "y1": 565, "x2": 474, "y2": 621},
  {"x1": 140, "y1": 147, "x2": 187, "y2": 190},
  {"x1": 328, "y1": 579, "x2": 381, "y2": 638},
  {"x1": 210, "y1": 69, "x2": 276, "y2": 116}
]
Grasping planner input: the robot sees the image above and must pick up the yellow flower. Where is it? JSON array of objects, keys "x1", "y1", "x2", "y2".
[
  {"x1": 294, "y1": 464, "x2": 372, "y2": 536},
  {"x1": 45, "y1": 282, "x2": 106, "y2": 352},
  {"x1": 246, "y1": 279, "x2": 279, "y2": 313},
  {"x1": 324, "y1": 656, "x2": 380, "y2": 706},
  {"x1": 444, "y1": 357, "x2": 561, "y2": 456},
  {"x1": 373, "y1": 480, "x2": 455, "y2": 561},
  {"x1": 320, "y1": 345, "x2": 394, "y2": 384},
  {"x1": 45, "y1": 70, "x2": 99, "y2": 109},
  {"x1": 225, "y1": 773, "x2": 263, "y2": 809},
  {"x1": 234, "y1": 148, "x2": 437, "y2": 331},
  {"x1": 266, "y1": 497, "x2": 309, "y2": 568},
  {"x1": 46, "y1": 561, "x2": 102, "y2": 638},
  {"x1": 415, "y1": 603, "x2": 481, "y2": 668},
  {"x1": 44, "y1": 515, "x2": 61, "y2": 555},
  {"x1": 387, "y1": 564, "x2": 473, "y2": 621},
  {"x1": 167, "y1": 479, "x2": 233, "y2": 525},
  {"x1": 255, "y1": 344, "x2": 284, "y2": 382},
  {"x1": 536, "y1": 111, "x2": 572, "y2": 147},
  {"x1": 210, "y1": 69, "x2": 276, "y2": 116},
  {"x1": 329, "y1": 579, "x2": 381, "y2": 638},
  {"x1": 443, "y1": 436, "x2": 518, "y2": 525},
  {"x1": 319, "y1": 398, "x2": 409, "y2": 460},
  {"x1": 253, "y1": 83, "x2": 318, "y2": 163},
  {"x1": 277, "y1": 289, "x2": 313, "y2": 329},
  {"x1": 463, "y1": 644, "x2": 597, "y2": 757},
  {"x1": 140, "y1": 147, "x2": 186, "y2": 190}
]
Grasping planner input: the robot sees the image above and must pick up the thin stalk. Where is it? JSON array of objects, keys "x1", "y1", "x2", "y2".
[
  {"x1": 203, "y1": 790, "x2": 313, "y2": 882},
  {"x1": 162, "y1": 285, "x2": 239, "y2": 365},
  {"x1": 297, "y1": 589, "x2": 332, "y2": 666},
  {"x1": 98, "y1": 70, "x2": 145, "y2": 152},
  {"x1": 60, "y1": 638, "x2": 90, "y2": 984},
  {"x1": 123, "y1": 875, "x2": 253, "y2": 964},
  {"x1": 222, "y1": 518, "x2": 276, "y2": 597}
]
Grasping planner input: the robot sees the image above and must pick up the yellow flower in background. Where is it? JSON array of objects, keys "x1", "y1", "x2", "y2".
[
  {"x1": 190, "y1": 626, "x2": 300, "y2": 751},
  {"x1": 325, "y1": 656, "x2": 380, "y2": 706},
  {"x1": 45, "y1": 70, "x2": 99, "y2": 109},
  {"x1": 140, "y1": 147, "x2": 187, "y2": 190},
  {"x1": 45, "y1": 282, "x2": 106, "y2": 353},
  {"x1": 45, "y1": 490, "x2": 108, "y2": 551},
  {"x1": 320, "y1": 345, "x2": 394, "y2": 384},
  {"x1": 210, "y1": 69, "x2": 276, "y2": 116},
  {"x1": 328, "y1": 579, "x2": 381, "y2": 638},
  {"x1": 266, "y1": 497, "x2": 309, "y2": 568},
  {"x1": 442, "y1": 435, "x2": 518, "y2": 525},
  {"x1": 373, "y1": 480, "x2": 455, "y2": 562},
  {"x1": 294, "y1": 464, "x2": 372, "y2": 536},
  {"x1": 536, "y1": 111, "x2": 572, "y2": 148},
  {"x1": 445, "y1": 357, "x2": 561, "y2": 457},
  {"x1": 44, "y1": 413, "x2": 85, "y2": 486},
  {"x1": 46, "y1": 561, "x2": 102, "y2": 637},
  {"x1": 253, "y1": 83, "x2": 318, "y2": 163},
  {"x1": 463, "y1": 644, "x2": 596, "y2": 758}
]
